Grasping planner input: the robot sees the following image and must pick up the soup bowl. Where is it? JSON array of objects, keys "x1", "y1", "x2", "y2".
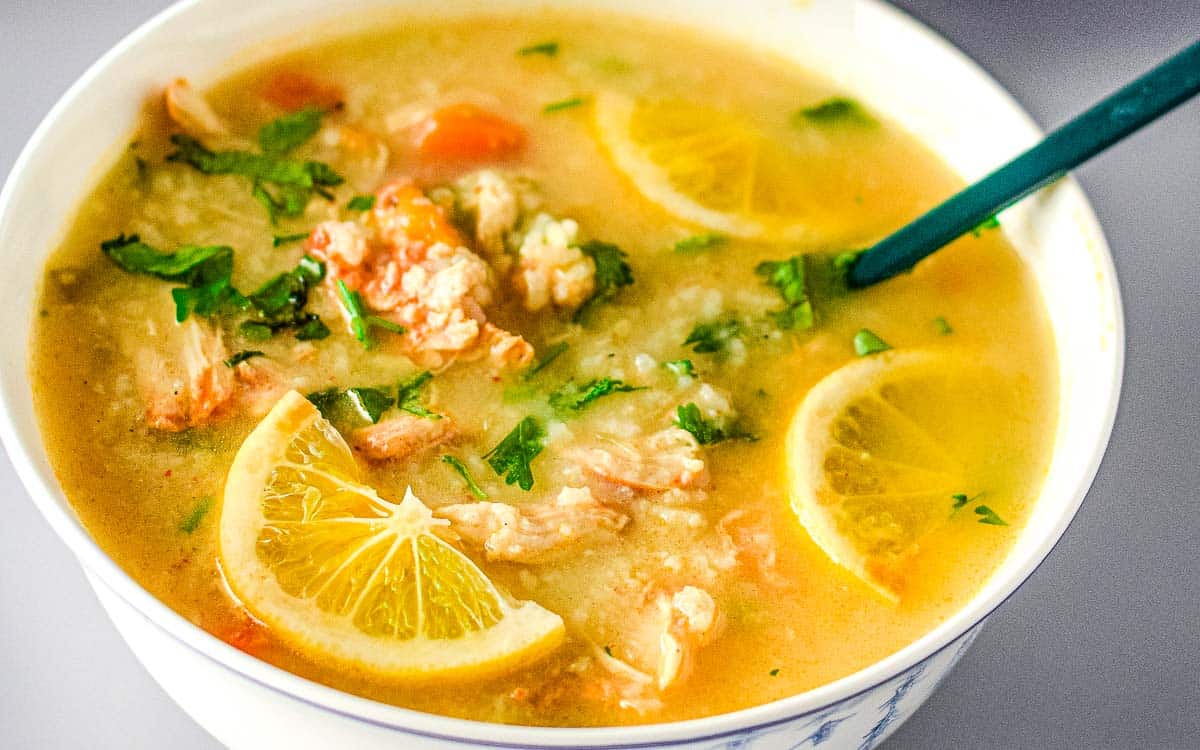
[{"x1": 0, "y1": 0, "x2": 1122, "y2": 747}]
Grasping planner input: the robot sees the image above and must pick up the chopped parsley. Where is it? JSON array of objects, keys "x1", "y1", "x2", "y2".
[
  {"x1": 951, "y1": 493, "x2": 974, "y2": 512},
  {"x1": 346, "y1": 194, "x2": 376, "y2": 212},
  {"x1": 684, "y1": 319, "x2": 741, "y2": 354},
  {"x1": 769, "y1": 668, "x2": 781, "y2": 677},
  {"x1": 441, "y1": 455, "x2": 488, "y2": 499},
  {"x1": 549, "y1": 378, "x2": 643, "y2": 415},
  {"x1": 273, "y1": 232, "x2": 310, "y2": 247},
  {"x1": 167, "y1": 132, "x2": 342, "y2": 223},
  {"x1": 258, "y1": 107, "x2": 323, "y2": 155},
  {"x1": 950, "y1": 493, "x2": 1007, "y2": 525},
  {"x1": 178, "y1": 496, "x2": 213, "y2": 534},
  {"x1": 395, "y1": 371, "x2": 440, "y2": 419},
  {"x1": 673, "y1": 233, "x2": 727, "y2": 254},
  {"x1": 970, "y1": 215, "x2": 1001, "y2": 237},
  {"x1": 756, "y1": 256, "x2": 815, "y2": 330},
  {"x1": 484, "y1": 416, "x2": 546, "y2": 491},
  {"x1": 334, "y1": 279, "x2": 406, "y2": 348},
  {"x1": 793, "y1": 97, "x2": 876, "y2": 127},
  {"x1": 604, "y1": 645, "x2": 614, "y2": 657},
  {"x1": 223, "y1": 350, "x2": 264, "y2": 368},
  {"x1": 524, "y1": 342, "x2": 569, "y2": 381},
  {"x1": 665, "y1": 359, "x2": 695, "y2": 377},
  {"x1": 575, "y1": 240, "x2": 634, "y2": 322},
  {"x1": 518, "y1": 41, "x2": 559, "y2": 57},
  {"x1": 543, "y1": 97, "x2": 585, "y2": 113},
  {"x1": 934, "y1": 316, "x2": 953, "y2": 335},
  {"x1": 241, "y1": 255, "x2": 329, "y2": 339},
  {"x1": 100, "y1": 234, "x2": 246, "y2": 322},
  {"x1": 974, "y1": 506, "x2": 1008, "y2": 526},
  {"x1": 853, "y1": 328, "x2": 891, "y2": 357},
  {"x1": 674, "y1": 403, "x2": 754, "y2": 445},
  {"x1": 306, "y1": 386, "x2": 394, "y2": 424}
]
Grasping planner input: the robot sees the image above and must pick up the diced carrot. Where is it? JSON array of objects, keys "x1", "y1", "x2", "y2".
[
  {"x1": 262, "y1": 71, "x2": 345, "y2": 112},
  {"x1": 374, "y1": 179, "x2": 465, "y2": 247},
  {"x1": 416, "y1": 104, "x2": 525, "y2": 162}
]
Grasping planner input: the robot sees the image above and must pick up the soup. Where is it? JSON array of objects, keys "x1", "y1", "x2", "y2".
[{"x1": 30, "y1": 12, "x2": 1056, "y2": 727}]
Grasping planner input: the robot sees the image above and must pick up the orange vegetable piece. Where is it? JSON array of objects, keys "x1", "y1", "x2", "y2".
[
  {"x1": 374, "y1": 179, "x2": 465, "y2": 248},
  {"x1": 262, "y1": 71, "x2": 345, "y2": 112},
  {"x1": 416, "y1": 103, "x2": 525, "y2": 162}
]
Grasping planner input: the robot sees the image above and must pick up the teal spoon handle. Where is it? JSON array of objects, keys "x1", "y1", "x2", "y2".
[{"x1": 848, "y1": 38, "x2": 1200, "y2": 288}]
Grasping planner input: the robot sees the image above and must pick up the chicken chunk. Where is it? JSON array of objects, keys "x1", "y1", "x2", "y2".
[
  {"x1": 350, "y1": 414, "x2": 457, "y2": 461},
  {"x1": 455, "y1": 170, "x2": 521, "y2": 260},
  {"x1": 655, "y1": 586, "x2": 722, "y2": 690},
  {"x1": 571, "y1": 428, "x2": 708, "y2": 492},
  {"x1": 512, "y1": 213, "x2": 596, "y2": 312},
  {"x1": 164, "y1": 79, "x2": 228, "y2": 137},
  {"x1": 716, "y1": 509, "x2": 786, "y2": 586},
  {"x1": 138, "y1": 319, "x2": 235, "y2": 431},
  {"x1": 306, "y1": 178, "x2": 533, "y2": 372},
  {"x1": 436, "y1": 487, "x2": 628, "y2": 562}
]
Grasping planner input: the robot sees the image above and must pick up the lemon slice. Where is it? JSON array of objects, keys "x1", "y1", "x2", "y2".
[
  {"x1": 218, "y1": 391, "x2": 564, "y2": 679},
  {"x1": 787, "y1": 351, "x2": 1007, "y2": 602},
  {"x1": 593, "y1": 93, "x2": 815, "y2": 241}
]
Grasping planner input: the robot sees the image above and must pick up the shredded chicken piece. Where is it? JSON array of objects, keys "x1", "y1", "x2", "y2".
[
  {"x1": 590, "y1": 646, "x2": 665, "y2": 714},
  {"x1": 230, "y1": 359, "x2": 288, "y2": 419},
  {"x1": 456, "y1": 170, "x2": 520, "y2": 261},
  {"x1": 655, "y1": 586, "x2": 722, "y2": 690},
  {"x1": 436, "y1": 487, "x2": 628, "y2": 562},
  {"x1": 571, "y1": 428, "x2": 708, "y2": 492},
  {"x1": 138, "y1": 320, "x2": 235, "y2": 431},
  {"x1": 350, "y1": 414, "x2": 457, "y2": 461},
  {"x1": 716, "y1": 509, "x2": 786, "y2": 586},
  {"x1": 164, "y1": 78, "x2": 227, "y2": 137},
  {"x1": 512, "y1": 213, "x2": 596, "y2": 312},
  {"x1": 306, "y1": 178, "x2": 532, "y2": 372}
]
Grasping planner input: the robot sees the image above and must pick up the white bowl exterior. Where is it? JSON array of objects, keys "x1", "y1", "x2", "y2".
[{"x1": 0, "y1": 0, "x2": 1122, "y2": 748}]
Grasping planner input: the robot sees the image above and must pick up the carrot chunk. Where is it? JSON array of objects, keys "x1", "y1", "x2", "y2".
[
  {"x1": 416, "y1": 104, "x2": 525, "y2": 162},
  {"x1": 262, "y1": 71, "x2": 345, "y2": 112}
]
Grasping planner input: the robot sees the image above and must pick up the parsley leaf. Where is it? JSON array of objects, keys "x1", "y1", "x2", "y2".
[
  {"x1": 306, "y1": 386, "x2": 394, "y2": 424},
  {"x1": 684, "y1": 319, "x2": 741, "y2": 354},
  {"x1": 673, "y1": 233, "x2": 727, "y2": 254},
  {"x1": 258, "y1": 107, "x2": 323, "y2": 155},
  {"x1": 549, "y1": 378, "x2": 643, "y2": 416},
  {"x1": 934, "y1": 316, "x2": 953, "y2": 335},
  {"x1": 575, "y1": 240, "x2": 633, "y2": 322},
  {"x1": 240, "y1": 255, "x2": 329, "y2": 339},
  {"x1": 793, "y1": 97, "x2": 876, "y2": 127},
  {"x1": 665, "y1": 359, "x2": 695, "y2": 377},
  {"x1": 396, "y1": 371, "x2": 440, "y2": 419},
  {"x1": 971, "y1": 215, "x2": 1001, "y2": 237},
  {"x1": 674, "y1": 403, "x2": 754, "y2": 445},
  {"x1": 484, "y1": 416, "x2": 546, "y2": 491},
  {"x1": 178, "y1": 496, "x2": 213, "y2": 534},
  {"x1": 101, "y1": 234, "x2": 247, "y2": 322},
  {"x1": 853, "y1": 328, "x2": 891, "y2": 357},
  {"x1": 769, "y1": 668, "x2": 781, "y2": 677},
  {"x1": 974, "y1": 505, "x2": 1009, "y2": 526},
  {"x1": 544, "y1": 97, "x2": 585, "y2": 113},
  {"x1": 223, "y1": 350, "x2": 264, "y2": 368},
  {"x1": 273, "y1": 232, "x2": 310, "y2": 247},
  {"x1": 442, "y1": 455, "x2": 488, "y2": 499},
  {"x1": 524, "y1": 342, "x2": 569, "y2": 381},
  {"x1": 518, "y1": 41, "x2": 559, "y2": 57},
  {"x1": 334, "y1": 279, "x2": 406, "y2": 348},
  {"x1": 346, "y1": 194, "x2": 376, "y2": 212},
  {"x1": 951, "y1": 493, "x2": 972, "y2": 512},
  {"x1": 756, "y1": 256, "x2": 815, "y2": 330}
]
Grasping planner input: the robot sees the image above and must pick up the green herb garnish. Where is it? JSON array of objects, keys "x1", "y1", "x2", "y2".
[
  {"x1": 239, "y1": 255, "x2": 329, "y2": 340},
  {"x1": 101, "y1": 234, "x2": 246, "y2": 322},
  {"x1": 673, "y1": 233, "x2": 727, "y2": 254},
  {"x1": 346, "y1": 194, "x2": 376, "y2": 212},
  {"x1": 575, "y1": 240, "x2": 633, "y2": 322},
  {"x1": 179, "y1": 496, "x2": 213, "y2": 534},
  {"x1": 756, "y1": 256, "x2": 815, "y2": 330},
  {"x1": 258, "y1": 107, "x2": 323, "y2": 155},
  {"x1": 793, "y1": 97, "x2": 876, "y2": 127},
  {"x1": 769, "y1": 668, "x2": 781, "y2": 677},
  {"x1": 951, "y1": 493, "x2": 972, "y2": 512},
  {"x1": 441, "y1": 455, "x2": 488, "y2": 499},
  {"x1": 306, "y1": 386, "x2": 394, "y2": 425},
  {"x1": 543, "y1": 97, "x2": 585, "y2": 113},
  {"x1": 396, "y1": 371, "x2": 440, "y2": 419},
  {"x1": 853, "y1": 328, "x2": 891, "y2": 357},
  {"x1": 484, "y1": 416, "x2": 546, "y2": 491},
  {"x1": 665, "y1": 359, "x2": 695, "y2": 377},
  {"x1": 273, "y1": 232, "x2": 310, "y2": 247},
  {"x1": 674, "y1": 403, "x2": 754, "y2": 445},
  {"x1": 518, "y1": 41, "x2": 559, "y2": 57},
  {"x1": 970, "y1": 215, "x2": 1001, "y2": 237},
  {"x1": 974, "y1": 505, "x2": 1009, "y2": 526},
  {"x1": 334, "y1": 279, "x2": 406, "y2": 348},
  {"x1": 604, "y1": 645, "x2": 614, "y2": 657},
  {"x1": 223, "y1": 350, "x2": 264, "y2": 368},
  {"x1": 684, "y1": 319, "x2": 741, "y2": 354},
  {"x1": 549, "y1": 378, "x2": 643, "y2": 415},
  {"x1": 524, "y1": 342, "x2": 569, "y2": 381},
  {"x1": 934, "y1": 316, "x2": 953, "y2": 335}
]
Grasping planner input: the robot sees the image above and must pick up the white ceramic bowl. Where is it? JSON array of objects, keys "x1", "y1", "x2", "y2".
[{"x1": 0, "y1": 1, "x2": 1123, "y2": 748}]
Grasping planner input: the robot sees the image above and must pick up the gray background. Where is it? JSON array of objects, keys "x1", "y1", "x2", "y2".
[{"x1": 2, "y1": 0, "x2": 1197, "y2": 747}]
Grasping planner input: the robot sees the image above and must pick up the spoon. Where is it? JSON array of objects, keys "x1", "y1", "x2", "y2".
[{"x1": 847, "y1": 37, "x2": 1200, "y2": 288}]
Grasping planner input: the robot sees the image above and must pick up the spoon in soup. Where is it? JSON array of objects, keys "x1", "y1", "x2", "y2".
[{"x1": 846, "y1": 37, "x2": 1200, "y2": 288}]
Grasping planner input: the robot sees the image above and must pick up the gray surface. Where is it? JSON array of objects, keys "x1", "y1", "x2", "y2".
[{"x1": 1, "y1": 1, "x2": 1197, "y2": 747}]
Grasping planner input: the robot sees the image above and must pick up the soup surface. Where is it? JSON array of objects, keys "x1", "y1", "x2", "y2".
[{"x1": 31, "y1": 12, "x2": 1056, "y2": 727}]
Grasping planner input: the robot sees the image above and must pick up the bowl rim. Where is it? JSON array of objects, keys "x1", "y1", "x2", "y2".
[{"x1": 0, "y1": 0, "x2": 1125, "y2": 746}]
